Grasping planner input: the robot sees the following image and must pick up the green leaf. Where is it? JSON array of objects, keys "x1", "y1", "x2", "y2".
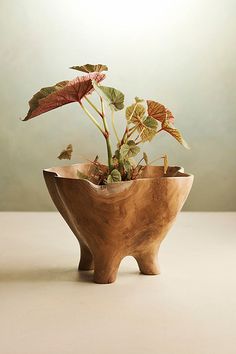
[
  {"x1": 107, "y1": 169, "x2": 121, "y2": 183},
  {"x1": 143, "y1": 116, "x2": 158, "y2": 129},
  {"x1": 124, "y1": 160, "x2": 131, "y2": 171},
  {"x1": 120, "y1": 140, "x2": 140, "y2": 159},
  {"x1": 123, "y1": 160, "x2": 132, "y2": 179},
  {"x1": 135, "y1": 97, "x2": 144, "y2": 103},
  {"x1": 126, "y1": 103, "x2": 145, "y2": 124},
  {"x1": 93, "y1": 81, "x2": 124, "y2": 111},
  {"x1": 126, "y1": 105, "x2": 158, "y2": 142},
  {"x1": 57, "y1": 144, "x2": 73, "y2": 160},
  {"x1": 113, "y1": 150, "x2": 122, "y2": 169},
  {"x1": 77, "y1": 170, "x2": 89, "y2": 180},
  {"x1": 119, "y1": 144, "x2": 130, "y2": 159},
  {"x1": 70, "y1": 64, "x2": 108, "y2": 73},
  {"x1": 138, "y1": 116, "x2": 158, "y2": 142}
]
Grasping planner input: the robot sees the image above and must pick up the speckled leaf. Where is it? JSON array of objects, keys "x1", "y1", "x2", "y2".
[
  {"x1": 107, "y1": 169, "x2": 121, "y2": 183},
  {"x1": 147, "y1": 100, "x2": 174, "y2": 124},
  {"x1": 126, "y1": 103, "x2": 145, "y2": 124},
  {"x1": 140, "y1": 127, "x2": 157, "y2": 142},
  {"x1": 57, "y1": 144, "x2": 73, "y2": 160},
  {"x1": 93, "y1": 81, "x2": 124, "y2": 111},
  {"x1": 139, "y1": 116, "x2": 158, "y2": 142},
  {"x1": 22, "y1": 73, "x2": 105, "y2": 121},
  {"x1": 70, "y1": 64, "x2": 108, "y2": 73}
]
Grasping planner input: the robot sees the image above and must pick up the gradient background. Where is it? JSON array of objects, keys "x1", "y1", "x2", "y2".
[{"x1": 0, "y1": 0, "x2": 235, "y2": 211}]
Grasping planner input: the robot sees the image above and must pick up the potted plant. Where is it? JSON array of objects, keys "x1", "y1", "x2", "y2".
[{"x1": 22, "y1": 64, "x2": 193, "y2": 284}]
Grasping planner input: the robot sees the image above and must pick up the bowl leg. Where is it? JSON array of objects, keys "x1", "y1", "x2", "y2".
[
  {"x1": 78, "y1": 241, "x2": 94, "y2": 271},
  {"x1": 93, "y1": 252, "x2": 122, "y2": 284},
  {"x1": 134, "y1": 250, "x2": 160, "y2": 275}
]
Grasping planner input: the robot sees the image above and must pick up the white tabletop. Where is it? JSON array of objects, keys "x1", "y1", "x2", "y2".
[{"x1": 0, "y1": 212, "x2": 236, "y2": 354}]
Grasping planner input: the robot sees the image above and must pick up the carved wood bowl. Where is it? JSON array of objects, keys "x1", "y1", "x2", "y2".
[{"x1": 43, "y1": 163, "x2": 193, "y2": 284}]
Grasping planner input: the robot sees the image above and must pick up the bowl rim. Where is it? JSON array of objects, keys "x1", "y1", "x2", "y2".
[{"x1": 43, "y1": 163, "x2": 194, "y2": 189}]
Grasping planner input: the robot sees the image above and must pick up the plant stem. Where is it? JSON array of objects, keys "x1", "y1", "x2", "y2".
[
  {"x1": 135, "y1": 139, "x2": 142, "y2": 145},
  {"x1": 105, "y1": 139, "x2": 113, "y2": 172},
  {"x1": 127, "y1": 125, "x2": 138, "y2": 138},
  {"x1": 149, "y1": 156, "x2": 162, "y2": 165},
  {"x1": 120, "y1": 125, "x2": 129, "y2": 145},
  {"x1": 136, "y1": 157, "x2": 144, "y2": 166},
  {"x1": 79, "y1": 102, "x2": 104, "y2": 135},
  {"x1": 85, "y1": 97, "x2": 103, "y2": 118},
  {"x1": 100, "y1": 96, "x2": 105, "y2": 118},
  {"x1": 100, "y1": 97, "x2": 113, "y2": 172},
  {"x1": 111, "y1": 108, "x2": 120, "y2": 144},
  {"x1": 80, "y1": 100, "x2": 113, "y2": 172}
]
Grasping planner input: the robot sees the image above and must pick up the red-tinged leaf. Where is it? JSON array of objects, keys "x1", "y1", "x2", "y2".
[
  {"x1": 166, "y1": 109, "x2": 174, "y2": 123},
  {"x1": 163, "y1": 125, "x2": 190, "y2": 149},
  {"x1": 22, "y1": 73, "x2": 105, "y2": 121},
  {"x1": 147, "y1": 100, "x2": 175, "y2": 124}
]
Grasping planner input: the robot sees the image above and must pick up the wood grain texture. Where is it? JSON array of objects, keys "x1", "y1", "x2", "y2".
[{"x1": 43, "y1": 164, "x2": 193, "y2": 284}]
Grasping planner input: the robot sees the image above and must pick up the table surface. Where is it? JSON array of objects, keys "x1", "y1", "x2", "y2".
[{"x1": 0, "y1": 212, "x2": 236, "y2": 354}]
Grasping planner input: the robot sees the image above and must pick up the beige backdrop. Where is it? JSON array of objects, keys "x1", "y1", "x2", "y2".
[{"x1": 0, "y1": 0, "x2": 235, "y2": 211}]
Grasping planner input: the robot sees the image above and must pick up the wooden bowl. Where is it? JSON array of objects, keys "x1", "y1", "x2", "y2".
[{"x1": 43, "y1": 164, "x2": 193, "y2": 284}]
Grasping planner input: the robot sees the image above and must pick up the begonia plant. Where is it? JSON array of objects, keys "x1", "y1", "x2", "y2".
[{"x1": 22, "y1": 64, "x2": 189, "y2": 184}]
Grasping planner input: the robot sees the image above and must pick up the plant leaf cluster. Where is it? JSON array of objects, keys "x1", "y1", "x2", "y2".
[{"x1": 22, "y1": 63, "x2": 190, "y2": 184}]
